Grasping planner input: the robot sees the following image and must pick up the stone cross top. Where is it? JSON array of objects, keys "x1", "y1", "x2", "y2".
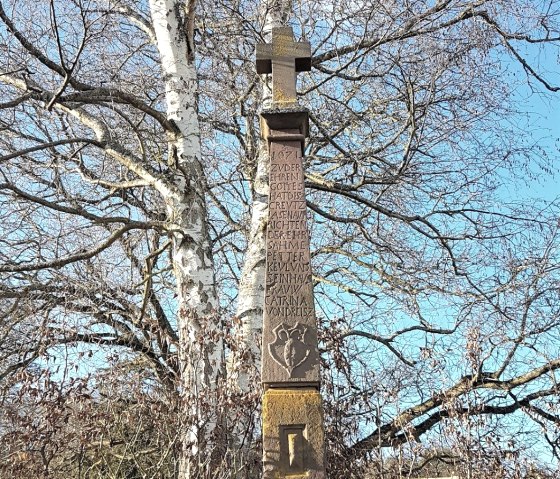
[
  {"x1": 256, "y1": 26, "x2": 326, "y2": 479},
  {"x1": 256, "y1": 26, "x2": 311, "y2": 107}
]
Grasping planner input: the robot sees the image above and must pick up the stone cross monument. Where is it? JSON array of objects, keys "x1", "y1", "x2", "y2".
[{"x1": 256, "y1": 26, "x2": 326, "y2": 479}]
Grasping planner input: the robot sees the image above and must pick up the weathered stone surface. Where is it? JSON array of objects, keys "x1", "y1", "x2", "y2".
[
  {"x1": 262, "y1": 389, "x2": 326, "y2": 479},
  {"x1": 256, "y1": 26, "x2": 311, "y2": 108},
  {"x1": 261, "y1": 136, "x2": 320, "y2": 386},
  {"x1": 260, "y1": 108, "x2": 309, "y2": 143},
  {"x1": 257, "y1": 25, "x2": 326, "y2": 478}
]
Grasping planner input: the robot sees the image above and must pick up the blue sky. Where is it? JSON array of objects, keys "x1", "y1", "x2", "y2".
[{"x1": 501, "y1": 42, "x2": 560, "y2": 204}]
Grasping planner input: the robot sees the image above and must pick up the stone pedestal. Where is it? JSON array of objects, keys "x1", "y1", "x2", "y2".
[{"x1": 262, "y1": 389, "x2": 325, "y2": 479}]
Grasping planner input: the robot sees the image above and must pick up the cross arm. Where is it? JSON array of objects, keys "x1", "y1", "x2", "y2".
[
  {"x1": 293, "y1": 43, "x2": 312, "y2": 72},
  {"x1": 256, "y1": 43, "x2": 273, "y2": 74}
]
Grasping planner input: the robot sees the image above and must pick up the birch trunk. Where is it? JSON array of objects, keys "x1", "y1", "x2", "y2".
[
  {"x1": 233, "y1": 145, "x2": 268, "y2": 394},
  {"x1": 149, "y1": 1, "x2": 224, "y2": 477}
]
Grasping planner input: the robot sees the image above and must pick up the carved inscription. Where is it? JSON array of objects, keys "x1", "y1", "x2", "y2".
[{"x1": 263, "y1": 139, "x2": 319, "y2": 384}]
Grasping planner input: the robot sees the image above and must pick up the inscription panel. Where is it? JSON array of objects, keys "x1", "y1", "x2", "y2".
[{"x1": 262, "y1": 139, "x2": 320, "y2": 385}]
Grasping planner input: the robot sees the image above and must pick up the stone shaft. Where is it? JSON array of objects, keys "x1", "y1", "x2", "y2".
[
  {"x1": 262, "y1": 389, "x2": 326, "y2": 479},
  {"x1": 262, "y1": 129, "x2": 320, "y2": 386}
]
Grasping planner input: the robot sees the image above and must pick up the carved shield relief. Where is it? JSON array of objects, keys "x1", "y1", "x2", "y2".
[{"x1": 268, "y1": 322, "x2": 312, "y2": 377}]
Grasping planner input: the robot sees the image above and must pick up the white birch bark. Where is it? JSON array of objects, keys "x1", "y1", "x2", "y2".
[
  {"x1": 233, "y1": 145, "x2": 268, "y2": 394},
  {"x1": 149, "y1": 1, "x2": 223, "y2": 477},
  {"x1": 262, "y1": 0, "x2": 292, "y2": 33}
]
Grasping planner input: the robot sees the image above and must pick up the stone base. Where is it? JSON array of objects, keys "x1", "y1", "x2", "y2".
[{"x1": 262, "y1": 388, "x2": 326, "y2": 479}]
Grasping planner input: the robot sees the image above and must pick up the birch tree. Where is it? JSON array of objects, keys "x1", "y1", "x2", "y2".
[
  {"x1": 1, "y1": 0, "x2": 560, "y2": 478},
  {"x1": 0, "y1": 0, "x2": 223, "y2": 475}
]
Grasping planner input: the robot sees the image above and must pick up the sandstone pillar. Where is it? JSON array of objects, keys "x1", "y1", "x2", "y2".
[{"x1": 256, "y1": 26, "x2": 326, "y2": 479}]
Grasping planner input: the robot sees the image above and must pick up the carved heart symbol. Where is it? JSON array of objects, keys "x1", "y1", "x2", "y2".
[{"x1": 269, "y1": 322, "x2": 311, "y2": 377}]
